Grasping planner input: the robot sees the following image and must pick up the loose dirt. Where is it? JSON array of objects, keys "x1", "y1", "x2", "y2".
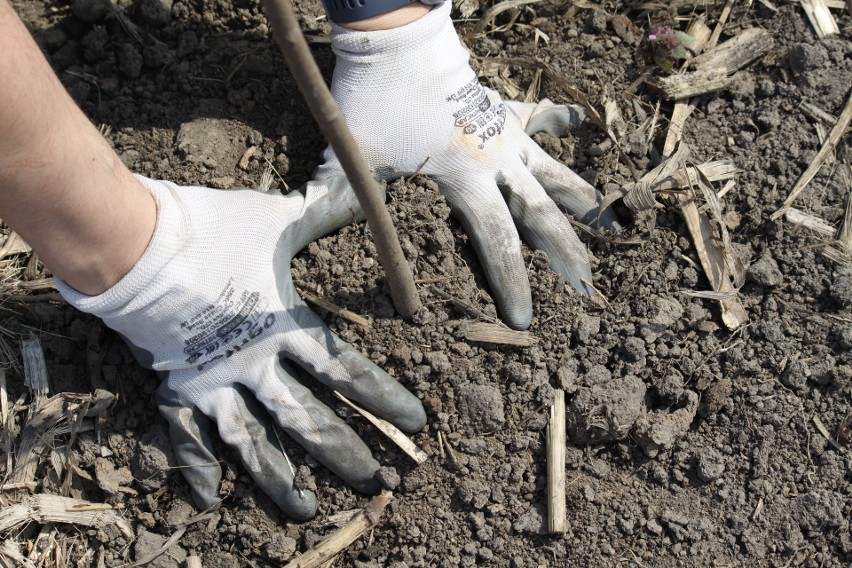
[{"x1": 2, "y1": 0, "x2": 850, "y2": 566}]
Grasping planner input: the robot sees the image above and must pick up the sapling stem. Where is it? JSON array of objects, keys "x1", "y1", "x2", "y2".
[{"x1": 261, "y1": 0, "x2": 422, "y2": 319}]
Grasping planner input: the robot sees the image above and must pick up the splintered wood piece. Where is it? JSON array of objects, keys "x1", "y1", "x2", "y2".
[
  {"x1": 707, "y1": 0, "x2": 736, "y2": 50},
  {"x1": 800, "y1": 0, "x2": 840, "y2": 38},
  {"x1": 800, "y1": 101, "x2": 837, "y2": 125},
  {"x1": 663, "y1": 101, "x2": 695, "y2": 157},
  {"x1": 21, "y1": 336, "x2": 49, "y2": 396},
  {"x1": 664, "y1": 102, "x2": 746, "y2": 330},
  {"x1": 660, "y1": 161, "x2": 739, "y2": 190},
  {"x1": 0, "y1": 494, "x2": 132, "y2": 538},
  {"x1": 772, "y1": 92, "x2": 852, "y2": 220},
  {"x1": 0, "y1": 231, "x2": 31, "y2": 259},
  {"x1": 472, "y1": 0, "x2": 542, "y2": 34},
  {"x1": 677, "y1": 190, "x2": 748, "y2": 330},
  {"x1": 1, "y1": 539, "x2": 35, "y2": 568},
  {"x1": 297, "y1": 288, "x2": 372, "y2": 328},
  {"x1": 546, "y1": 390, "x2": 566, "y2": 534},
  {"x1": 692, "y1": 28, "x2": 774, "y2": 73},
  {"x1": 429, "y1": 286, "x2": 495, "y2": 322},
  {"x1": 334, "y1": 392, "x2": 428, "y2": 464},
  {"x1": 685, "y1": 18, "x2": 712, "y2": 56},
  {"x1": 10, "y1": 391, "x2": 115, "y2": 488},
  {"x1": 656, "y1": 68, "x2": 734, "y2": 100},
  {"x1": 285, "y1": 492, "x2": 393, "y2": 568},
  {"x1": 463, "y1": 322, "x2": 537, "y2": 347},
  {"x1": 838, "y1": 182, "x2": 852, "y2": 251},
  {"x1": 785, "y1": 208, "x2": 837, "y2": 237}
]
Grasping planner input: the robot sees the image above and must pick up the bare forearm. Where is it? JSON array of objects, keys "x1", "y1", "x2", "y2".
[
  {"x1": 341, "y1": 3, "x2": 431, "y2": 31},
  {"x1": 0, "y1": 0, "x2": 155, "y2": 295}
]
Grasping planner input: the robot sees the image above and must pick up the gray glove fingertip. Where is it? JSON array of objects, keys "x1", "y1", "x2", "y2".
[
  {"x1": 232, "y1": 385, "x2": 318, "y2": 521},
  {"x1": 336, "y1": 346, "x2": 426, "y2": 434},
  {"x1": 156, "y1": 382, "x2": 222, "y2": 510},
  {"x1": 439, "y1": 179, "x2": 533, "y2": 330},
  {"x1": 266, "y1": 363, "x2": 382, "y2": 496}
]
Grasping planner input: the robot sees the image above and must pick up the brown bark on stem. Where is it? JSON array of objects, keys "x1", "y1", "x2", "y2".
[{"x1": 261, "y1": 0, "x2": 421, "y2": 319}]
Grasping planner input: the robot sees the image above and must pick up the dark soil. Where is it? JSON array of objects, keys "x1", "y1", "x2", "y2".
[{"x1": 3, "y1": 0, "x2": 851, "y2": 566}]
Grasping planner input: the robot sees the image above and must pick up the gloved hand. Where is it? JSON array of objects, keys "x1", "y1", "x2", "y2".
[
  {"x1": 56, "y1": 176, "x2": 426, "y2": 520},
  {"x1": 317, "y1": 1, "x2": 619, "y2": 330}
]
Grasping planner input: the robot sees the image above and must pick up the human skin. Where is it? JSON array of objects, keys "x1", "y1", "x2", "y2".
[
  {"x1": 0, "y1": 0, "x2": 156, "y2": 295},
  {"x1": 0, "y1": 0, "x2": 428, "y2": 296}
]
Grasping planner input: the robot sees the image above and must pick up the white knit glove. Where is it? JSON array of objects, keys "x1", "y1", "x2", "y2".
[
  {"x1": 317, "y1": 1, "x2": 619, "y2": 330},
  {"x1": 57, "y1": 176, "x2": 426, "y2": 520}
]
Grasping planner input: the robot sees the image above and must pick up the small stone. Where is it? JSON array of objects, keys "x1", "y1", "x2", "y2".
[
  {"x1": 746, "y1": 252, "x2": 784, "y2": 287},
  {"x1": 266, "y1": 533, "x2": 297, "y2": 563},
  {"x1": 830, "y1": 267, "x2": 852, "y2": 307},
  {"x1": 791, "y1": 490, "x2": 844, "y2": 532},
  {"x1": 115, "y1": 43, "x2": 143, "y2": 78},
  {"x1": 567, "y1": 375, "x2": 646, "y2": 444},
  {"x1": 512, "y1": 505, "x2": 545, "y2": 535},
  {"x1": 71, "y1": 0, "x2": 110, "y2": 22},
  {"x1": 646, "y1": 518, "x2": 664, "y2": 536},
  {"x1": 458, "y1": 384, "x2": 504, "y2": 433},
  {"x1": 135, "y1": 0, "x2": 173, "y2": 27},
  {"x1": 698, "y1": 378, "x2": 732, "y2": 417},
  {"x1": 574, "y1": 314, "x2": 600, "y2": 344},
  {"x1": 375, "y1": 466, "x2": 400, "y2": 490},
  {"x1": 94, "y1": 458, "x2": 132, "y2": 495},
  {"x1": 424, "y1": 351, "x2": 451, "y2": 374},
  {"x1": 781, "y1": 359, "x2": 809, "y2": 390},
  {"x1": 696, "y1": 449, "x2": 725, "y2": 482}
]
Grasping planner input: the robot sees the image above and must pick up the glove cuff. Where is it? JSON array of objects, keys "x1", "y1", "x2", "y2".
[
  {"x1": 56, "y1": 176, "x2": 186, "y2": 317},
  {"x1": 330, "y1": 0, "x2": 453, "y2": 57}
]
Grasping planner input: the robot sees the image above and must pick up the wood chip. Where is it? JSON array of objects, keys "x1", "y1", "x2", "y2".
[
  {"x1": 785, "y1": 208, "x2": 837, "y2": 237},
  {"x1": 297, "y1": 288, "x2": 372, "y2": 328},
  {"x1": 1, "y1": 540, "x2": 36, "y2": 568},
  {"x1": 0, "y1": 494, "x2": 132, "y2": 538},
  {"x1": 471, "y1": 0, "x2": 542, "y2": 35},
  {"x1": 429, "y1": 286, "x2": 494, "y2": 322},
  {"x1": 0, "y1": 231, "x2": 31, "y2": 259},
  {"x1": 334, "y1": 393, "x2": 428, "y2": 464},
  {"x1": 10, "y1": 391, "x2": 115, "y2": 489},
  {"x1": 21, "y1": 335, "x2": 48, "y2": 406},
  {"x1": 463, "y1": 322, "x2": 537, "y2": 347},
  {"x1": 751, "y1": 496, "x2": 765, "y2": 521},
  {"x1": 836, "y1": 163, "x2": 852, "y2": 252},
  {"x1": 546, "y1": 390, "x2": 566, "y2": 534},
  {"x1": 685, "y1": 18, "x2": 712, "y2": 56},
  {"x1": 656, "y1": 68, "x2": 735, "y2": 100},
  {"x1": 707, "y1": 0, "x2": 736, "y2": 50},
  {"x1": 664, "y1": 103, "x2": 747, "y2": 330},
  {"x1": 692, "y1": 28, "x2": 774, "y2": 73},
  {"x1": 800, "y1": 0, "x2": 840, "y2": 38},
  {"x1": 284, "y1": 492, "x2": 393, "y2": 568},
  {"x1": 772, "y1": 91, "x2": 852, "y2": 220}
]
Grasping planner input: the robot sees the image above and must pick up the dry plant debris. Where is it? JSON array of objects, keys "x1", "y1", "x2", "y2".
[
  {"x1": 284, "y1": 492, "x2": 393, "y2": 568},
  {"x1": 772, "y1": 91, "x2": 852, "y2": 220},
  {"x1": 545, "y1": 389, "x2": 566, "y2": 535},
  {"x1": 334, "y1": 392, "x2": 428, "y2": 464}
]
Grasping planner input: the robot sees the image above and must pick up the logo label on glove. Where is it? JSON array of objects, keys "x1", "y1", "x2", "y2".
[
  {"x1": 448, "y1": 79, "x2": 507, "y2": 148},
  {"x1": 181, "y1": 279, "x2": 275, "y2": 369}
]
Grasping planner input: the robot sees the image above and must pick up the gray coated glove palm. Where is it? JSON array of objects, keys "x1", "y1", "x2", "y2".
[{"x1": 57, "y1": 176, "x2": 426, "y2": 520}]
